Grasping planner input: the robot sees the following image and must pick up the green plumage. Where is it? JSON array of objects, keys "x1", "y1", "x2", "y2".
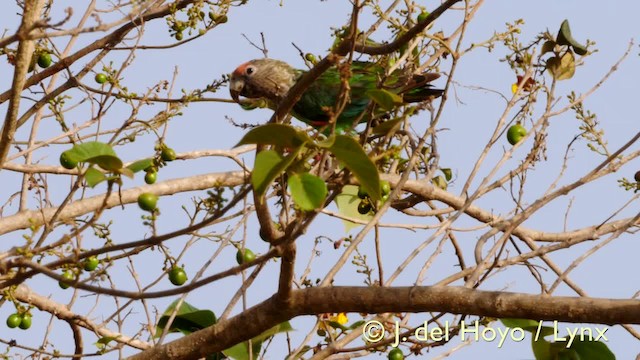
[{"x1": 229, "y1": 59, "x2": 443, "y2": 131}]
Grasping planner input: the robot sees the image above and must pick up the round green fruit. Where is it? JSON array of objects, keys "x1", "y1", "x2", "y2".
[
  {"x1": 305, "y1": 53, "x2": 317, "y2": 63},
  {"x1": 380, "y1": 180, "x2": 391, "y2": 196},
  {"x1": 6, "y1": 313, "x2": 22, "y2": 328},
  {"x1": 236, "y1": 248, "x2": 256, "y2": 265},
  {"x1": 161, "y1": 147, "x2": 177, "y2": 162},
  {"x1": 388, "y1": 348, "x2": 404, "y2": 360},
  {"x1": 175, "y1": 32, "x2": 183, "y2": 41},
  {"x1": 95, "y1": 73, "x2": 107, "y2": 84},
  {"x1": 168, "y1": 266, "x2": 187, "y2": 286},
  {"x1": 18, "y1": 314, "x2": 32, "y2": 330},
  {"x1": 59, "y1": 151, "x2": 78, "y2": 169},
  {"x1": 137, "y1": 192, "x2": 158, "y2": 212},
  {"x1": 144, "y1": 171, "x2": 157, "y2": 184},
  {"x1": 37, "y1": 52, "x2": 52, "y2": 68},
  {"x1": 357, "y1": 200, "x2": 372, "y2": 215},
  {"x1": 507, "y1": 124, "x2": 527, "y2": 145},
  {"x1": 59, "y1": 271, "x2": 74, "y2": 289},
  {"x1": 83, "y1": 256, "x2": 99, "y2": 271}
]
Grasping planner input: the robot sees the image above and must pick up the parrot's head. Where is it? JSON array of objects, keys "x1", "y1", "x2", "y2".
[{"x1": 229, "y1": 59, "x2": 298, "y2": 103}]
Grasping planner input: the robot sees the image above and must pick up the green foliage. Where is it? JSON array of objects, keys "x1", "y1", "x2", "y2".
[
  {"x1": 156, "y1": 300, "x2": 216, "y2": 336},
  {"x1": 322, "y1": 135, "x2": 381, "y2": 202},
  {"x1": 223, "y1": 322, "x2": 293, "y2": 360},
  {"x1": 251, "y1": 150, "x2": 298, "y2": 198},
  {"x1": 335, "y1": 185, "x2": 374, "y2": 232},
  {"x1": 288, "y1": 173, "x2": 327, "y2": 211},
  {"x1": 501, "y1": 319, "x2": 614, "y2": 360},
  {"x1": 156, "y1": 301, "x2": 291, "y2": 360},
  {"x1": 546, "y1": 51, "x2": 575, "y2": 80},
  {"x1": 236, "y1": 124, "x2": 310, "y2": 149},
  {"x1": 556, "y1": 19, "x2": 588, "y2": 55},
  {"x1": 366, "y1": 89, "x2": 403, "y2": 111}
]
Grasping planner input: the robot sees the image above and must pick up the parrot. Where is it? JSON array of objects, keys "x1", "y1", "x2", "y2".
[{"x1": 229, "y1": 58, "x2": 443, "y2": 132}]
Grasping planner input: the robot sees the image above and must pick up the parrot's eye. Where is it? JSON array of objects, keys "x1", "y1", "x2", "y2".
[{"x1": 245, "y1": 66, "x2": 256, "y2": 76}]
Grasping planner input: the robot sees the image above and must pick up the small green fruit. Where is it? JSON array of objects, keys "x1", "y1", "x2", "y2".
[
  {"x1": 59, "y1": 151, "x2": 78, "y2": 169},
  {"x1": 168, "y1": 266, "x2": 187, "y2": 286},
  {"x1": 144, "y1": 171, "x2": 157, "y2": 184},
  {"x1": 18, "y1": 314, "x2": 32, "y2": 330},
  {"x1": 161, "y1": 147, "x2": 177, "y2": 162},
  {"x1": 137, "y1": 193, "x2": 158, "y2": 212},
  {"x1": 83, "y1": 256, "x2": 99, "y2": 271},
  {"x1": 316, "y1": 328, "x2": 326, "y2": 337},
  {"x1": 388, "y1": 348, "x2": 404, "y2": 360},
  {"x1": 236, "y1": 248, "x2": 256, "y2": 265},
  {"x1": 95, "y1": 73, "x2": 107, "y2": 84},
  {"x1": 357, "y1": 200, "x2": 372, "y2": 215},
  {"x1": 37, "y1": 52, "x2": 52, "y2": 68},
  {"x1": 507, "y1": 124, "x2": 527, "y2": 145},
  {"x1": 59, "y1": 271, "x2": 74, "y2": 289},
  {"x1": 6, "y1": 314, "x2": 21, "y2": 328},
  {"x1": 380, "y1": 180, "x2": 391, "y2": 196},
  {"x1": 305, "y1": 53, "x2": 317, "y2": 63},
  {"x1": 175, "y1": 32, "x2": 183, "y2": 41}
]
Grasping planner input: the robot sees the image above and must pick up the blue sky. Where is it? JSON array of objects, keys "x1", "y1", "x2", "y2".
[{"x1": 0, "y1": 0, "x2": 638, "y2": 359}]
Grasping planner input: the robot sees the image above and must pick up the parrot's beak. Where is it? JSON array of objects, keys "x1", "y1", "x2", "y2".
[{"x1": 229, "y1": 78, "x2": 244, "y2": 103}]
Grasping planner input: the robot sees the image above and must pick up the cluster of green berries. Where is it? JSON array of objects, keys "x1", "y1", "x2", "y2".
[
  {"x1": 357, "y1": 180, "x2": 391, "y2": 215},
  {"x1": 137, "y1": 145, "x2": 178, "y2": 211},
  {"x1": 58, "y1": 256, "x2": 100, "y2": 290},
  {"x1": 6, "y1": 313, "x2": 32, "y2": 330}
]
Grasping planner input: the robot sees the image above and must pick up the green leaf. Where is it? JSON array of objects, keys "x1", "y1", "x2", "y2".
[
  {"x1": 118, "y1": 167, "x2": 135, "y2": 179},
  {"x1": 252, "y1": 321, "x2": 293, "y2": 343},
  {"x1": 62, "y1": 141, "x2": 124, "y2": 171},
  {"x1": 440, "y1": 168, "x2": 452, "y2": 181},
  {"x1": 431, "y1": 175, "x2": 447, "y2": 190},
  {"x1": 236, "y1": 124, "x2": 310, "y2": 149},
  {"x1": 95, "y1": 336, "x2": 117, "y2": 350},
  {"x1": 89, "y1": 155, "x2": 123, "y2": 171},
  {"x1": 335, "y1": 185, "x2": 375, "y2": 232},
  {"x1": 541, "y1": 40, "x2": 556, "y2": 55},
  {"x1": 531, "y1": 336, "x2": 552, "y2": 360},
  {"x1": 252, "y1": 149, "x2": 299, "y2": 198},
  {"x1": 64, "y1": 141, "x2": 116, "y2": 162},
  {"x1": 85, "y1": 167, "x2": 106, "y2": 188},
  {"x1": 366, "y1": 89, "x2": 403, "y2": 111},
  {"x1": 546, "y1": 51, "x2": 575, "y2": 80},
  {"x1": 571, "y1": 339, "x2": 615, "y2": 360},
  {"x1": 329, "y1": 135, "x2": 381, "y2": 202},
  {"x1": 348, "y1": 320, "x2": 366, "y2": 330},
  {"x1": 223, "y1": 322, "x2": 292, "y2": 360},
  {"x1": 126, "y1": 158, "x2": 154, "y2": 173},
  {"x1": 327, "y1": 321, "x2": 349, "y2": 331},
  {"x1": 371, "y1": 117, "x2": 403, "y2": 135},
  {"x1": 288, "y1": 173, "x2": 327, "y2": 211},
  {"x1": 156, "y1": 300, "x2": 216, "y2": 337},
  {"x1": 556, "y1": 19, "x2": 587, "y2": 55}
]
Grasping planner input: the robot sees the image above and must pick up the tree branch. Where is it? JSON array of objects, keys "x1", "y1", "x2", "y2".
[{"x1": 128, "y1": 286, "x2": 640, "y2": 360}]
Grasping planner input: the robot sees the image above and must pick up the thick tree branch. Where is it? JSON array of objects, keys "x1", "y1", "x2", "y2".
[
  {"x1": 0, "y1": 0, "x2": 46, "y2": 171},
  {"x1": 128, "y1": 286, "x2": 640, "y2": 360},
  {"x1": 0, "y1": 171, "x2": 247, "y2": 235}
]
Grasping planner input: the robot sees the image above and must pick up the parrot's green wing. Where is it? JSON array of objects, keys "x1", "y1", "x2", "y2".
[{"x1": 292, "y1": 62, "x2": 442, "y2": 132}]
